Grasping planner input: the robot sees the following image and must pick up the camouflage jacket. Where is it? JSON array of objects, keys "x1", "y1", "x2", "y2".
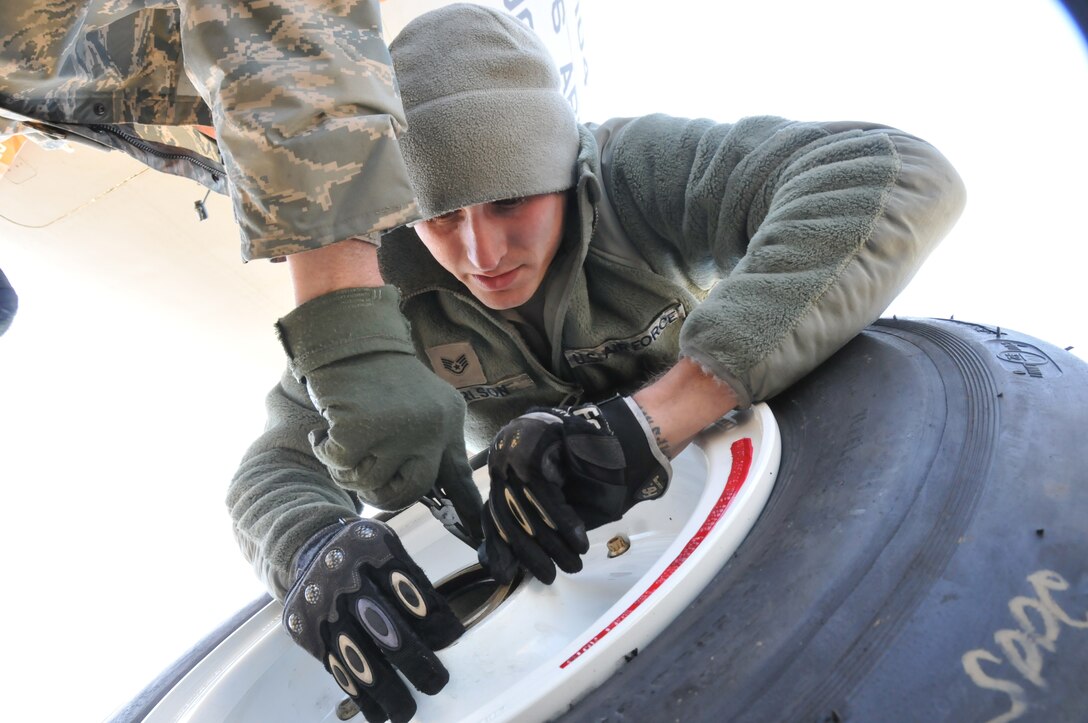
[
  {"x1": 0, "y1": 0, "x2": 419, "y2": 260},
  {"x1": 230, "y1": 114, "x2": 966, "y2": 597}
]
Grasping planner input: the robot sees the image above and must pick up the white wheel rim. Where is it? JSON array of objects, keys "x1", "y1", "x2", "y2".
[{"x1": 144, "y1": 404, "x2": 780, "y2": 723}]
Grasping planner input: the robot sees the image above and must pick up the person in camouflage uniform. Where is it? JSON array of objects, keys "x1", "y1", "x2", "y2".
[{"x1": 0, "y1": 0, "x2": 420, "y2": 259}]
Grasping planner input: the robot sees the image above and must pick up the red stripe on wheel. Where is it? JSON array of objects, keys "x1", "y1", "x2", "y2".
[{"x1": 560, "y1": 437, "x2": 755, "y2": 669}]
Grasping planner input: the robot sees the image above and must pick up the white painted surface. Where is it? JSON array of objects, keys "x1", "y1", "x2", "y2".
[{"x1": 144, "y1": 406, "x2": 779, "y2": 722}]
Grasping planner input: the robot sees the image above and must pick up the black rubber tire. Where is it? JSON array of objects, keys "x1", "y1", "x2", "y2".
[
  {"x1": 560, "y1": 318, "x2": 1088, "y2": 723},
  {"x1": 108, "y1": 594, "x2": 272, "y2": 722}
]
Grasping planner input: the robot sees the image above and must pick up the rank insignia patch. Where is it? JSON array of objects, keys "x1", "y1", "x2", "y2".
[{"x1": 426, "y1": 342, "x2": 487, "y2": 387}]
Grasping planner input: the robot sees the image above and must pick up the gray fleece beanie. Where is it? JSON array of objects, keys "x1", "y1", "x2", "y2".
[{"x1": 389, "y1": 3, "x2": 580, "y2": 219}]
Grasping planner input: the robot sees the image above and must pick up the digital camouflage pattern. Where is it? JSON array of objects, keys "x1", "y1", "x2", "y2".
[{"x1": 0, "y1": 0, "x2": 420, "y2": 260}]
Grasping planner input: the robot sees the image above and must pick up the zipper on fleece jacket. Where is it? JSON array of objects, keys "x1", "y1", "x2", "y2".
[{"x1": 546, "y1": 172, "x2": 600, "y2": 372}]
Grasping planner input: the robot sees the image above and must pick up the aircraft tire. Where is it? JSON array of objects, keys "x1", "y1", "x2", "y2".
[{"x1": 560, "y1": 317, "x2": 1088, "y2": 723}]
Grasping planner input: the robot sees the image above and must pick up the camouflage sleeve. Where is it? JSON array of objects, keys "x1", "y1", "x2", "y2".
[
  {"x1": 178, "y1": 0, "x2": 420, "y2": 259},
  {"x1": 1, "y1": 0, "x2": 420, "y2": 260},
  {"x1": 0, "y1": 1, "x2": 210, "y2": 125},
  {"x1": 1, "y1": 2, "x2": 228, "y2": 193}
]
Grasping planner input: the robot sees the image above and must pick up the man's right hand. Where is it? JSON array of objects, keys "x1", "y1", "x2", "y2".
[
  {"x1": 283, "y1": 519, "x2": 463, "y2": 723},
  {"x1": 276, "y1": 287, "x2": 482, "y2": 530}
]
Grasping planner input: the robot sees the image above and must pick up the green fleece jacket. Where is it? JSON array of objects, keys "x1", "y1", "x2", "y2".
[{"x1": 229, "y1": 114, "x2": 965, "y2": 597}]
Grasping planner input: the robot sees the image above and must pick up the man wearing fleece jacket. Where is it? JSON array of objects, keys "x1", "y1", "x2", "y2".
[{"x1": 229, "y1": 4, "x2": 966, "y2": 721}]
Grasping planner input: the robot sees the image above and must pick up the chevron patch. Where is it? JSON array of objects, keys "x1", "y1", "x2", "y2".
[{"x1": 426, "y1": 342, "x2": 486, "y2": 387}]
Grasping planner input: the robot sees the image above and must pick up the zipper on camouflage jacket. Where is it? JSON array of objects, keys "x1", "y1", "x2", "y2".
[{"x1": 88, "y1": 123, "x2": 225, "y2": 180}]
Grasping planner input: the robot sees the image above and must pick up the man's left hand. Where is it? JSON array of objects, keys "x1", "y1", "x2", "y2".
[
  {"x1": 479, "y1": 397, "x2": 672, "y2": 584},
  {"x1": 284, "y1": 519, "x2": 462, "y2": 723}
]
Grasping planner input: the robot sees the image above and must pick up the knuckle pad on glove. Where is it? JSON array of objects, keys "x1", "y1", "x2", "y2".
[
  {"x1": 283, "y1": 520, "x2": 460, "y2": 713},
  {"x1": 478, "y1": 510, "x2": 519, "y2": 584},
  {"x1": 481, "y1": 396, "x2": 674, "y2": 584},
  {"x1": 329, "y1": 616, "x2": 417, "y2": 723},
  {"x1": 488, "y1": 485, "x2": 557, "y2": 584}
]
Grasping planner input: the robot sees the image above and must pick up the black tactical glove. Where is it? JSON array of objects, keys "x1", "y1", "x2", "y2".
[
  {"x1": 480, "y1": 396, "x2": 672, "y2": 584},
  {"x1": 276, "y1": 286, "x2": 482, "y2": 540},
  {"x1": 283, "y1": 519, "x2": 463, "y2": 723}
]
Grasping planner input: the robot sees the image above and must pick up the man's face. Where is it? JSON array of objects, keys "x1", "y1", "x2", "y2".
[{"x1": 412, "y1": 192, "x2": 566, "y2": 310}]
